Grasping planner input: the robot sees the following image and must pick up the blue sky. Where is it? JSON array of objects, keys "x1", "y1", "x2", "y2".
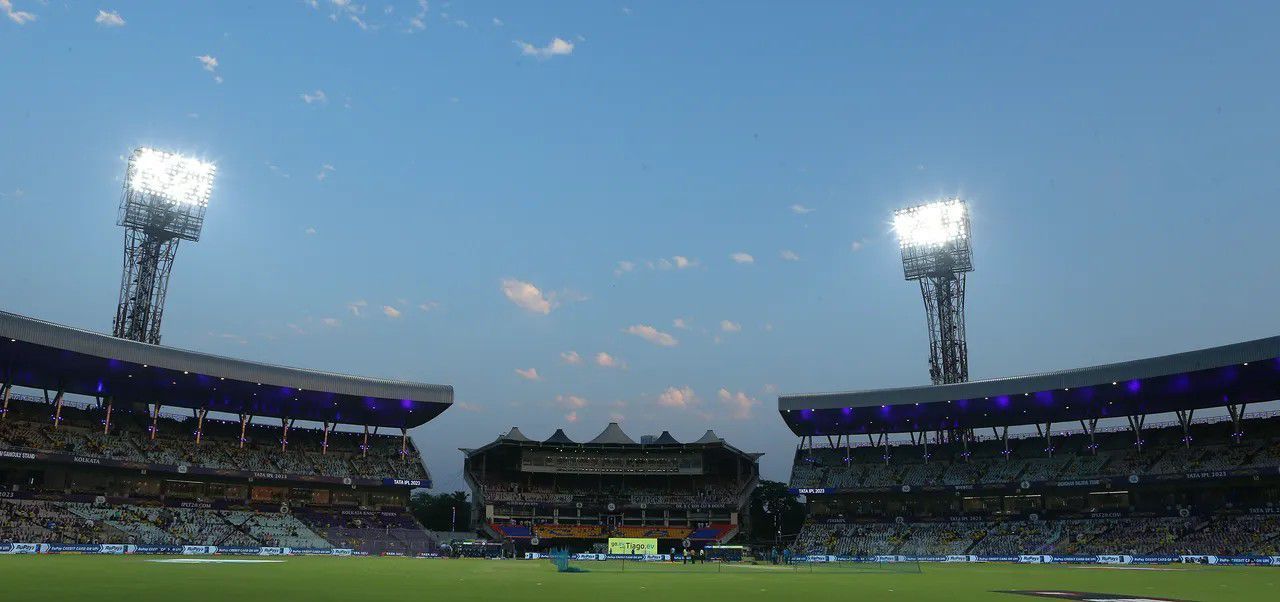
[{"x1": 3, "y1": 1, "x2": 1280, "y2": 489}]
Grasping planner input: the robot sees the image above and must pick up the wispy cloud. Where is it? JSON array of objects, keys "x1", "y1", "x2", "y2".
[
  {"x1": 565, "y1": 410, "x2": 579, "y2": 423},
  {"x1": 381, "y1": 305, "x2": 402, "y2": 318},
  {"x1": 561, "y1": 351, "x2": 583, "y2": 365},
  {"x1": 418, "y1": 301, "x2": 441, "y2": 312},
  {"x1": 95, "y1": 9, "x2": 125, "y2": 27},
  {"x1": 851, "y1": 239, "x2": 866, "y2": 252},
  {"x1": 346, "y1": 300, "x2": 368, "y2": 316},
  {"x1": 408, "y1": 0, "x2": 427, "y2": 31},
  {"x1": 556, "y1": 394, "x2": 589, "y2": 409},
  {"x1": 492, "y1": 17, "x2": 503, "y2": 26},
  {"x1": 301, "y1": 89, "x2": 328, "y2": 104},
  {"x1": 455, "y1": 401, "x2": 485, "y2": 413},
  {"x1": 195, "y1": 55, "x2": 222, "y2": 83},
  {"x1": 320, "y1": 317, "x2": 341, "y2": 327},
  {"x1": 720, "y1": 320, "x2": 741, "y2": 333},
  {"x1": 718, "y1": 388, "x2": 760, "y2": 420},
  {"x1": 1, "y1": 0, "x2": 36, "y2": 25},
  {"x1": 501, "y1": 278, "x2": 553, "y2": 314},
  {"x1": 624, "y1": 324, "x2": 679, "y2": 347},
  {"x1": 657, "y1": 386, "x2": 698, "y2": 409},
  {"x1": 594, "y1": 352, "x2": 623, "y2": 369},
  {"x1": 515, "y1": 37, "x2": 574, "y2": 60},
  {"x1": 672, "y1": 318, "x2": 689, "y2": 330},
  {"x1": 780, "y1": 249, "x2": 800, "y2": 261},
  {"x1": 515, "y1": 368, "x2": 541, "y2": 381},
  {"x1": 304, "y1": 227, "x2": 317, "y2": 235},
  {"x1": 730, "y1": 252, "x2": 754, "y2": 264},
  {"x1": 207, "y1": 331, "x2": 248, "y2": 345},
  {"x1": 316, "y1": 164, "x2": 336, "y2": 181},
  {"x1": 613, "y1": 261, "x2": 635, "y2": 277},
  {"x1": 790, "y1": 204, "x2": 815, "y2": 215}
]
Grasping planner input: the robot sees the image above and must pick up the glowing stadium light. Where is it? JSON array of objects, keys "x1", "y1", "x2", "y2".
[
  {"x1": 893, "y1": 198, "x2": 969, "y2": 250},
  {"x1": 113, "y1": 146, "x2": 217, "y2": 345},
  {"x1": 892, "y1": 198, "x2": 975, "y2": 385},
  {"x1": 126, "y1": 147, "x2": 216, "y2": 207}
]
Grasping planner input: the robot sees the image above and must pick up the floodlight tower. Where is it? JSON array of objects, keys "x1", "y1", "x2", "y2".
[
  {"x1": 112, "y1": 147, "x2": 216, "y2": 345},
  {"x1": 892, "y1": 198, "x2": 973, "y2": 385}
]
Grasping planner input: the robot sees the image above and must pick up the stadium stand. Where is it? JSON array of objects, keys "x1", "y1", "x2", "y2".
[
  {"x1": 0, "y1": 310, "x2": 452, "y2": 555},
  {"x1": 780, "y1": 336, "x2": 1280, "y2": 558},
  {"x1": 464, "y1": 424, "x2": 758, "y2": 552}
]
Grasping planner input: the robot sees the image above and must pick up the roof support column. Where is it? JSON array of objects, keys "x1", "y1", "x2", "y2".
[
  {"x1": 52, "y1": 390, "x2": 64, "y2": 428},
  {"x1": 1227, "y1": 403, "x2": 1247, "y2": 443},
  {"x1": 960, "y1": 428, "x2": 971, "y2": 461},
  {"x1": 921, "y1": 428, "x2": 929, "y2": 463},
  {"x1": 1, "y1": 382, "x2": 12, "y2": 419},
  {"x1": 880, "y1": 431, "x2": 890, "y2": 465},
  {"x1": 102, "y1": 397, "x2": 113, "y2": 434},
  {"x1": 362, "y1": 424, "x2": 370, "y2": 458},
  {"x1": 994, "y1": 426, "x2": 1009, "y2": 460},
  {"x1": 401, "y1": 427, "x2": 409, "y2": 464},
  {"x1": 1034, "y1": 421, "x2": 1053, "y2": 457},
  {"x1": 322, "y1": 421, "x2": 333, "y2": 455},
  {"x1": 1176, "y1": 409, "x2": 1195, "y2": 448},
  {"x1": 194, "y1": 407, "x2": 207, "y2": 444},
  {"x1": 1079, "y1": 418, "x2": 1098, "y2": 454},
  {"x1": 281, "y1": 417, "x2": 292, "y2": 452},
  {"x1": 149, "y1": 402, "x2": 162, "y2": 440},
  {"x1": 825, "y1": 435, "x2": 835, "y2": 449},
  {"x1": 1127, "y1": 414, "x2": 1146, "y2": 452},
  {"x1": 238, "y1": 413, "x2": 250, "y2": 449}
]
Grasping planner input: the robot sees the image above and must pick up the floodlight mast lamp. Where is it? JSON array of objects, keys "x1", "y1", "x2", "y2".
[
  {"x1": 893, "y1": 198, "x2": 973, "y2": 385},
  {"x1": 112, "y1": 148, "x2": 215, "y2": 345}
]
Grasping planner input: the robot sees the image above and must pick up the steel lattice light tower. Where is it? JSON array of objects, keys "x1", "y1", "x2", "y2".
[
  {"x1": 893, "y1": 198, "x2": 974, "y2": 385},
  {"x1": 113, "y1": 147, "x2": 216, "y2": 344}
]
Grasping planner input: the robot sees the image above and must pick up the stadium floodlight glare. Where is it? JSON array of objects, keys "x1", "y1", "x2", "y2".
[
  {"x1": 892, "y1": 198, "x2": 974, "y2": 385},
  {"x1": 893, "y1": 198, "x2": 969, "y2": 250},
  {"x1": 113, "y1": 146, "x2": 217, "y2": 345},
  {"x1": 126, "y1": 147, "x2": 216, "y2": 207}
]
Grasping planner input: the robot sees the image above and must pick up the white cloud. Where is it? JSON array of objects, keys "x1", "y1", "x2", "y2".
[
  {"x1": 501, "y1": 278, "x2": 554, "y2": 314},
  {"x1": 346, "y1": 300, "x2": 368, "y2": 316},
  {"x1": 1, "y1": 0, "x2": 35, "y2": 25},
  {"x1": 609, "y1": 412, "x2": 625, "y2": 423},
  {"x1": 718, "y1": 388, "x2": 760, "y2": 420},
  {"x1": 418, "y1": 301, "x2": 441, "y2": 312},
  {"x1": 95, "y1": 9, "x2": 125, "y2": 27},
  {"x1": 208, "y1": 331, "x2": 248, "y2": 345},
  {"x1": 317, "y1": 164, "x2": 336, "y2": 180},
  {"x1": 730, "y1": 252, "x2": 754, "y2": 264},
  {"x1": 196, "y1": 55, "x2": 218, "y2": 71},
  {"x1": 614, "y1": 260, "x2": 635, "y2": 276},
  {"x1": 301, "y1": 90, "x2": 328, "y2": 104},
  {"x1": 320, "y1": 317, "x2": 341, "y2": 327},
  {"x1": 762, "y1": 383, "x2": 779, "y2": 395},
  {"x1": 624, "y1": 324, "x2": 678, "y2": 347},
  {"x1": 304, "y1": 227, "x2": 317, "y2": 235},
  {"x1": 621, "y1": 7, "x2": 632, "y2": 16},
  {"x1": 564, "y1": 410, "x2": 579, "y2": 423},
  {"x1": 557, "y1": 395, "x2": 589, "y2": 409},
  {"x1": 381, "y1": 305, "x2": 402, "y2": 318},
  {"x1": 780, "y1": 249, "x2": 800, "y2": 261},
  {"x1": 672, "y1": 256, "x2": 694, "y2": 269},
  {"x1": 851, "y1": 239, "x2": 866, "y2": 252},
  {"x1": 515, "y1": 368, "x2": 541, "y2": 381},
  {"x1": 561, "y1": 351, "x2": 583, "y2": 365},
  {"x1": 408, "y1": 0, "x2": 427, "y2": 31},
  {"x1": 594, "y1": 352, "x2": 623, "y2": 369},
  {"x1": 720, "y1": 320, "x2": 741, "y2": 333},
  {"x1": 492, "y1": 17, "x2": 503, "y2": 26},
  {"x1": 790, "y1": 204, "x2": 815, "y2": 215},
  {"x1": 672, "y1": 318, "x2": 688, "y2": 330},
  {"x1": 455, "y1": 401, "x2": 484, "y2": 413},
  {"x1": 657, "y1": 386, "x2": 698, "y2": 409},
  {"x1": 515, "y1": 37, "x2": 574, "y2": 60}
]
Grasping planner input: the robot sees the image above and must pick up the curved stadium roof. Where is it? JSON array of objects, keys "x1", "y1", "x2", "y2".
[
  {"x1": 0, "y1": 310, "x2": 452, "y2": 428},
  {"x1": 779, "y1": 335, "x2": 1280, "y2": 437}
]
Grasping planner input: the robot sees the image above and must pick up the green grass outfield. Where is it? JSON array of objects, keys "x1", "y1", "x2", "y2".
[{"x1": 0, "y1": 556, "x2": 1275, "y2": 601}]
